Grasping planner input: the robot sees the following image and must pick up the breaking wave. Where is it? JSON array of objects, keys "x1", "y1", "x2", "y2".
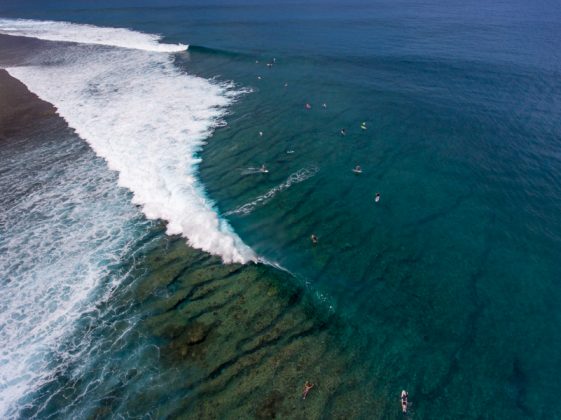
[{"x1": 2, "y1": 18, "x2": 255, "y2": 264}]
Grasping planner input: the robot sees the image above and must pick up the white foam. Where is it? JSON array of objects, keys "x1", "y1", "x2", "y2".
[
  {"x1": 0, "y1": 139, "x2": 153, "y2": 417},
  {"x1": 3, "y1": 19, "x2": 255, "y2": 264},
  {"x1": 0, "y1": 18, "x2": 187, "y2": 52},
  {"x1": 226, "y1": 166, "x2": 319, "y2": 216}
]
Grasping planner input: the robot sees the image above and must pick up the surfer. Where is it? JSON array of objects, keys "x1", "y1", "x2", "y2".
[
  {"x1": 322, "y1": 103, "x2": 327, "y2": 108},
  {"x1": 267, "y1": 62, "x2": 273, "y2": 68},
  {"x1": 302, "y1": 381, "x2": 314, "y2": 399},
  {"x1": 310, "y1": 234, "x2": 318, "y2": 245},
  {"x1": 375, "y1": 192, "x2": 380, "y2": 202},
  {"x1": 305, "y1": 103, "x2": 312, "y2": 110},
  {"x1": 259, "y1": 131, "x2": 264, "y2": 137},
  {"x1": 260, "y1": 164, "x2": 268, "y2": 173},
  {"x1": 286, "y1": 149, "x2": 295, "y2": 154},
  {"x1": 353, "y1": 165, "x2": 362, "y2": 174},
  {"x1": 340, "y1": 128, "x2": 347, "y2": 136},
  {"x1": 284, "y1": 82, "x2": 288, "y2": 87},
  {"x1": 401, "y1": 390, "x2": 408, "y2": 413},
  {"x1": 361, "y1": 122, "x2": 367, "y2": 130},
  {"x1": 257, "y1": 76, "x2": 262, "y2": 80}
]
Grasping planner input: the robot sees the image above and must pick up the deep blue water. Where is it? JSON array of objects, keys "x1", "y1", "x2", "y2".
[{"x1": 2, "y1": 0, "x2": 561, "y2": 418}]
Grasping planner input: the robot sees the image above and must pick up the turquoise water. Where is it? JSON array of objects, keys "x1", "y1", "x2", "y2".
[{"x1": 2, "y1": 0, "x2": 561, "y2": 418}]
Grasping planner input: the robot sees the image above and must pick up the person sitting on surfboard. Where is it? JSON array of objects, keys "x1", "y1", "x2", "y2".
[
  {"x1": 361, "y1": 121, "x2": 367, "y2": 130},
  {"x1": 305, "y1": 103, "x2": 312, "y2": 109},
  {"x1": 375, "y1": 192, "x2": 380, "y2": 202},
  {"x1": 353, "y1": 165, "x2": 362, "y2": 173},
  {"x1": 310, "y1": 234, "x2": 318, "y2": 245},
  {"x1": 401, "y1": 390, "x2": 408, "y2": 413},
  {"x1": 340, "y1": 128, "x2": 347, "y2": 136}
]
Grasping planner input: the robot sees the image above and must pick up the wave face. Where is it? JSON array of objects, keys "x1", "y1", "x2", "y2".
[{"x1": 2, "y1": 18, "x2": 255, "y2": 264}]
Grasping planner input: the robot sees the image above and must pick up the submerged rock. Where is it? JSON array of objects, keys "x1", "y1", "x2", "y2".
[{"x1": 256, "y1": 390, "x2": 285, "y2": 419}]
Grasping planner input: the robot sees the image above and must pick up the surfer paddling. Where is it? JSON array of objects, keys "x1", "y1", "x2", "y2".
[{"x1": 302, "y1": 381, "x2": 314, "y2": 399}]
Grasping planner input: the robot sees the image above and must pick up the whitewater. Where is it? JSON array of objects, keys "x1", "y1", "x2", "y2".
[
  {"x1": 0, "y1": 18, "x2": 255, "y2": 264},
  {"x1": 0, "y1": 18, "x2": 255, "y2": 417},
  {"x1": 0, "y1": 18, "x2": 187, "y2": 52}
]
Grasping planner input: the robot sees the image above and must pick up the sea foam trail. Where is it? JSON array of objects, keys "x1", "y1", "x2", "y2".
[
  {"x1": 2, "y1": 18, "x2": 255, "y2": 264},
  {"x1": 226, "y1": 166, "x2": 319, "y2": 216}
]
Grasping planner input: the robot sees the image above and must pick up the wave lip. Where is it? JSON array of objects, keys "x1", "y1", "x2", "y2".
[
  {"x1": 0, "y1": 18, "x2": 188, "y2": 52},
  {"x1": 2, "y1": 18, "x2": 254, "y2": 264}
]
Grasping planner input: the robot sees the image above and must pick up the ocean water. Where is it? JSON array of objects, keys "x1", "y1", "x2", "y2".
[{"x1": 1, "y1": 0, "x2": 561, "y2": 418}]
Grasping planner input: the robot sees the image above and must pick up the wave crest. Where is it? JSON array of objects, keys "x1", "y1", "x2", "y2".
[{"x1": 0, "y1": 18, "x2": 187, "y2": 52}]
